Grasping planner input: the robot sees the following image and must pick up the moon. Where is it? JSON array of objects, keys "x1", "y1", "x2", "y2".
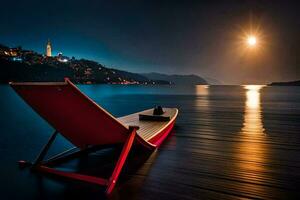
[{"x1": 247, "y1": 36, "x2": 257, "y2": 47}]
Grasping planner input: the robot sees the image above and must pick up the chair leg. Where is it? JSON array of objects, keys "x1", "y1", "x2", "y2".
[
  {"x1": 21, "y1": 127, "x2": 138, "y2": 195},
  {"x1": 106, "y1": 127, "x2": 137, "y2": 195},
  {"x1": 37, "y1": 165, "x2": 108, "y2": 185},
  {"x1": 18, "y1": 130, "x2": 85, "y2": 169},
  {"x1": 18, "y1": 130, "x2": 58, "y2": 169},
  {"x1": 42, "y1": 146, "x2": 78, "y2": 165},
  {"x1": 32, "y1": 130, "x2": 58, "y2": 167}
]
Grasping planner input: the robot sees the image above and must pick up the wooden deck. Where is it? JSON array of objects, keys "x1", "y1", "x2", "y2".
[{"x1": 118, "y1": 108, "x2": 178, "y2": 141}]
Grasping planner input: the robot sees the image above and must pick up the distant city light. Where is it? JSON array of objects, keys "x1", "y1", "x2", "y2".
[{"x1": 12, "y1": 57, "x2": 22, "y2": 62}]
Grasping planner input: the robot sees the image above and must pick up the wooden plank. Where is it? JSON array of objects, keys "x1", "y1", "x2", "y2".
[{"x1": 118, "y1": 108, "x2": 177, "y2": 141}]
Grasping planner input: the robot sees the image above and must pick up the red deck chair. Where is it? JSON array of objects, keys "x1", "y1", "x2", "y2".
[{"x1": 10, "y1": 78, "x2": 178, "y2": 195}]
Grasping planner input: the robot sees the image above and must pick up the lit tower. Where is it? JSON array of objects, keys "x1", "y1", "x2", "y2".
[{"x1": 46, "y1": 39, "x2": 52, "y2": 57}]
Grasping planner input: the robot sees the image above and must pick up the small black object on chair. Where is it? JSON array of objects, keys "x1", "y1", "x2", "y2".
[{"x1": 153, "y1": 106, "x2": 164, "y2": 115}]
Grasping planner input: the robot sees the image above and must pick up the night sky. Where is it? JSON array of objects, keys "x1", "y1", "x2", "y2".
[{"x1": 1, "y1": 0, "x2": 299, "y2": 84}]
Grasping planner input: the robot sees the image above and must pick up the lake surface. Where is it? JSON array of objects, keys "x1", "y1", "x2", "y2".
[{"x1": 1, "y1": 85, "x2": 300, "y2": 199}]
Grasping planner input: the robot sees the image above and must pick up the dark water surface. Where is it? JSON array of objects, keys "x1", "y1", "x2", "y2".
[{"x1": 1, "y1": 85, "x2": 300, "y2": 199}]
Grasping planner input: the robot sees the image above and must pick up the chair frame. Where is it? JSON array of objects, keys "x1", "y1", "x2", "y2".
[
  {"x1": 11, "y1": 78, "x2": 177, "y2": 195},
  {"x1": 19, "y1": 126, "x2": 139, "y2": 195}
]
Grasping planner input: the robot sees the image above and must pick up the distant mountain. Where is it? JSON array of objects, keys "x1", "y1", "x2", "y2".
[
  {"x1": 204, "y1": 76, "x2": 223, "y2": 85},
  {"x1": 0, "y1": 58, "x2": 171, "y2": 84},
  {"x1": 0, "y1": 44, "x2": 170, "y2": 84},
  {"x1": 269, "y1": 80, "x2": 300, "y2": 86},
  {"x1": 0, "y1": 43, "x2": 208, "y2": 85},
  {"x1": 142, "y1": 72, "x2": 207, "y2": 85}
]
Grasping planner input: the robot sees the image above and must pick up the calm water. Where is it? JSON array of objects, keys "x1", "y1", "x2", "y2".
[{"x1": 1, "y1": 85, "x2": 300, "y2": 199}]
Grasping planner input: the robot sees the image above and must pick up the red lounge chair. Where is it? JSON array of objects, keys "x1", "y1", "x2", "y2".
[{"x1": 10, "y1": 78, "x2": 178, "y2": 195}]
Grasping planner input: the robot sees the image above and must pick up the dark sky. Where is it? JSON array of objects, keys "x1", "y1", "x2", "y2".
[{"x1": 1, "y1": 0, "x2": 299, "y2": 84}]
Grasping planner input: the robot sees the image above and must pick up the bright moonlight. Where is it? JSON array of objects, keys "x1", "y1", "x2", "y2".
[{"x1": 247, "y1": 36, "x2": 257, "y2": 46}]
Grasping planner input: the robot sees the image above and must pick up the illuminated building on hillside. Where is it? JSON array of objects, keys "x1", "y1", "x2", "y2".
[{"x1": 46, "y1": 39, "x2": 52, "y2": 57}]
